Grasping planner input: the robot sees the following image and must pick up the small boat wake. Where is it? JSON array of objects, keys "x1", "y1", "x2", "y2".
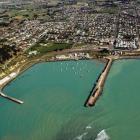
[
  {"x1": 95, "y1": 129, "x2": 110, "y2": 140},
  {"x1": 86, "y1": 125, "x2": 92, "y2": 129}
]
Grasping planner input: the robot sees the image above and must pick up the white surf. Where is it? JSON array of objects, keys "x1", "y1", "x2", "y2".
[
  {"x1": 74, "y1": 132, "x2": 88, "y2": 140},
  {"x1": 95, "y1": 129, "x2": 110, "y2": 140}
]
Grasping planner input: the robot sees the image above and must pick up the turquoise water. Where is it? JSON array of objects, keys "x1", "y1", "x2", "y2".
[
  {"x1": 1, "y1": 59, "x2": 140, "y2": 140},
  {"x1": 98, "y1": 59, "x2": 140, "y2": 140},
  {"x1": 0, "y1": 60, "x2": 105, "y2": 140}
]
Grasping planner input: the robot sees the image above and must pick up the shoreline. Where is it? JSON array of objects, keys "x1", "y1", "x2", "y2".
[
  {"x1": 0, "y1": 57, "x2": 105, "y2": 91},
  {"x1": 1, "y1": 54, "x2": 140, "y2": 107}
]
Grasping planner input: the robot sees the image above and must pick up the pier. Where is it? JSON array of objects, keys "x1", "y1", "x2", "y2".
[
  {"x1": 85, "y1": 57, "x2": 113, "y2": 107},
  {"x1": 0, "y1": 91, "x2": 24, "y2": 104}
]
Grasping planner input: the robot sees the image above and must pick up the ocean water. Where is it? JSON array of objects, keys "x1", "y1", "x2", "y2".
[
  {"x1": 1, "y1": 59, "x2": 140, "y2": 140},
  {"x1": 98, "y1": 59, "x2": 140, "y2": 140},
  {"x1": 0, "y1": 60, "x2": 105, "y2": 140}
]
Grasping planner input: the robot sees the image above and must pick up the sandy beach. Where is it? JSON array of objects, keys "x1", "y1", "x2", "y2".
[{"x1": 0, "y1": 71, "x2": 19, "y2": 88}]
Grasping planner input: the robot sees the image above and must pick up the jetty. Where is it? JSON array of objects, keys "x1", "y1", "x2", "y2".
[
  {"x1": 85, "y1": 57, "x2": 113, "y2": 107},
  {"x1": 0, "y1": 91, "x2": 24, "y2": 104}
]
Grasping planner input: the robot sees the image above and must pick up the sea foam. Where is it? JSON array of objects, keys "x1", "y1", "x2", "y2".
[
  {"x1": 95, "y1": 129, "x2": 110, "y2": 140},
  {"x1": 74, "y1": 132, "x2": 88, "y2": 140}
]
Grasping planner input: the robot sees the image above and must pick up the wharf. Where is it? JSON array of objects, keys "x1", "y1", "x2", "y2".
[{"x1": 0, "y1": 91, "x2": 24, "y2": 104}]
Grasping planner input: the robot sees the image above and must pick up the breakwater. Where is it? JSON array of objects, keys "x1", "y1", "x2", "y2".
[
  {"x1": 0, "y1": 91, "x2": 23, "y2": 104},
  {"x1": 85, "y1": 58, "x2": 113, "y2": 107}
]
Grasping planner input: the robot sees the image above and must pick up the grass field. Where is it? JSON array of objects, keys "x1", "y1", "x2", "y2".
[{"x1": 28, "y1": 42, "x2": 73, "y2": 55}]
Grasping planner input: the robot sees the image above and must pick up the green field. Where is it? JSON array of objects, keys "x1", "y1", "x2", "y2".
[{"x1": 28, "y1": 42, "x2": 73, "y2": 55}]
